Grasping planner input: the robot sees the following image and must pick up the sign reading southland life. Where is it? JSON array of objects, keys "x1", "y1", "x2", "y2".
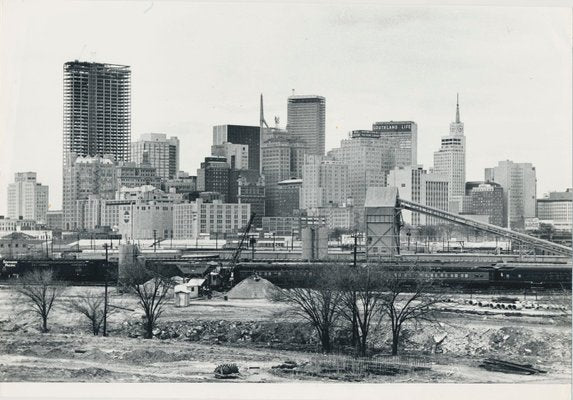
[{"x1": 374, "y1": 122, "x2": 413, "y2": 132}]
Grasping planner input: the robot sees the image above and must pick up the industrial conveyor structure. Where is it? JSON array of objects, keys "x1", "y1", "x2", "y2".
[{"x1": 364, "y1": 187, "x2": 573, "y2": 257}]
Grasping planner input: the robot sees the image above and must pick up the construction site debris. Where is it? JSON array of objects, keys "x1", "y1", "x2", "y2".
[
  {"x1": 479, "y1": 358, "x2": 547, "y2": 375},
  {"x1": 214, "y1": 363, "x2": 240, "y2": 379}
]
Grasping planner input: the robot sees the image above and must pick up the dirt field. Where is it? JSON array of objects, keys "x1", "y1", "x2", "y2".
[{"x1": 0, "y1": 284, "x2": 570, "y2": 383}]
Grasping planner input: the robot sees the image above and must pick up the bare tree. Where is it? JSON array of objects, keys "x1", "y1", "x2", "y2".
[
  {"x1": 338, "y1": 265, "x2": 384, "y2": 356},
  {"x1": 379, "y1": 265, "x2": 443, "y2": 356},
  {"x1": 69, "y1": 290, "x2": 117, "y2": 335},
  {"x1": 121, "y1": 262, "x2": 172, "y2": 339},
  {"x1": 271, "y1": 266, "x2": 343, "y2": 353},
  {"x1": 17, "y1": 269, "x2": 64, "y2": 333}
]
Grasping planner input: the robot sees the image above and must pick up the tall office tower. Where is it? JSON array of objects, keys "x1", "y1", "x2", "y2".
[
  {"x1": 63, "y1": 61, "x2": 131, "y2": 165},
  {"x1": 386, "y1": 165, "x2": 425, "y2": 225},
  {"x1": 420, "y1": 172, "x2": 449, "y2": 226},
  {"x1": 485, "y1": 160, "x2": 537, "y2": 229},
  {"x1": 372, "y1": 121, "x2": 418, "y2": 168},
  {"x1": 7, "y1": 172, "x2": 49, "y2": 224},
  {"x1": 287, "y1": 95, "x2": 326, "y2": 156},
  {"x1": 211, "y1": 143, "x2": 249, "y2": 170},
  {"x1": 461, "y1": 181, "x2": 505, "y2": 227},
  {"x1": 63, "y1": 61, "x2": 130, "y2": 228},
  {"x1": 63, "y1": 155, "x2": 116, "y2": 230},
  {"x1": 196, "y1": 156, "x2": 230, "y2": 201},
  {"x1": 261, "y1": 127, "x2": 306, "y2": 216},
  {"x1": 433, "y1": 95, "x2": 466, "y2": 212},
  {"x1": 300, "y1": 155, "x2": 349, "y2": 209},
  {"x1": 130, "y1": 133, "x2": 179, "y2": 179},
  {"x1": 330, "y1": 130, "x2": 391, "y2": 227},
  {"x1": 213, "y1": 125, "x2": 260, "y2": 172}
]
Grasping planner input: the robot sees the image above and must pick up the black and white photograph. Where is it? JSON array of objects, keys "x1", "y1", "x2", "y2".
[{"x1": 0, "y1": 1, "x2": 571, "y2": 398}]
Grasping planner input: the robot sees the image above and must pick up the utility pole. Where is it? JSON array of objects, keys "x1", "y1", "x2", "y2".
[
  {"x1": 153, "y1": 230, "x2": 157, "y2": 253},
  {"x1": 353, "y1": 232, "x2": 358, "y2": 268},
  {"x1": 102, "y1": 243, "x2": 109, "y2": 337}
]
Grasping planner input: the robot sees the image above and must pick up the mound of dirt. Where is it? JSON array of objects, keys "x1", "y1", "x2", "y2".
[
  {"x1": 227, "y1": 276, "x2": 278, "y2": 300},
  {"x1": 121, "y1": 348, "x2": 185, "y2": 363}
]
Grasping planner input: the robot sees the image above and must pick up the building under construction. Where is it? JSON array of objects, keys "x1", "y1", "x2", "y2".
[{"x1": 63, "y1": 60, "x2": 131, "y2": 166}]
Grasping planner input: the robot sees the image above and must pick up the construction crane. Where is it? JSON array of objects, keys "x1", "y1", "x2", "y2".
[{"x1": 222, "y1": 213, "x2": 256, "y2": 289}]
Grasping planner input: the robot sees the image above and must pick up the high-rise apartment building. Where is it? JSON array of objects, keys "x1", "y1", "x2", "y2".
[
  {"x1": 63, "y1": 61, "x2": 131, "y2": 228},
  {"x1": 485, "y1": 160, "x2": 537, "y2": 229},
  {"x1": 433, "y1": 96, "x2": 466, "y2": 212},
  {"x1": 213, "y1": 125, "x2": 260, "y2": 172},
  {"x1": 287, "y1": 95, "x2": 326, "y2": 156},
  {"x1": 372, "y1": 121, "x2": 418, "y2": 168},
  {"x1": 63, "y1": 61, "x2": 131, "y2": 165},
  {"x1": 131, "y1": 133, "x2": 179, "y2": 179},
  {"x1": 7, "y1": 172, "x2": 49, "y2": 224}
]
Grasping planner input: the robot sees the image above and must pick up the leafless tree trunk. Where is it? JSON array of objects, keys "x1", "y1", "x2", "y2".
[
  {"x1": 270, "y1": 266, "x2": 343, "y2": 353},
  {"x1": 17, "y1": 269, "x2": 63, "y2": 333},
  {"x1": 338, "y1": 266, "x2": 384, "y2": 356},
  {"x1": 379, "y1": 265, "x2": 443, "y2": 356},
  {"x1": 121, "y1": 262, "x2": 172, "y2": 339},
  {"x1": 69, "y1": 290, "x2": 116, "y2": 335}
]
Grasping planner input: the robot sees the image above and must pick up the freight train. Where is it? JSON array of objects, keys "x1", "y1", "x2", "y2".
[
  {"x1": 1, "y1": 259, "x2": 117, "y2": 283},
  {"x1": 234, "y1": 262, "x2": 572, "y2": 289},
  {"x1": 1, "y1": 258, "x2": 571, "y2": 290}
]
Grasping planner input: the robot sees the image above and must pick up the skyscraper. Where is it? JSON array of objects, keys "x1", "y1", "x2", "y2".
[
  {"x1": 300, "y1": 155, "x2": 349, "y2": 210},
  {"x1": 485, "y1": 160, "x2": 537, "y2": 228},
  {"x1": 7, "y1": 172, "x2": 49, "y2": 224},
  {"x1": 213, "y1": 125, "x2": 260, "y2": 171},
  {"x1": 63, "y1": 61, "x2": 131, "y2": 229},
  {"x1": 63, "y1": 61, "x2": 131, "y2": 165},
  {"x1": 64, "y1": 155, "x2": 116, "y2": 230},
  {"x1": 386, "y1": 165, "x2": 425, "y2": 225},
  {"x1": 196, "y1": 156, "x2": 230, "y2": 200},
  {"x1": 433, "y1": 95, "x2": 466, "y2": 212},
  {"x1": 372, "y1": 121, "x2": 418, "y2": 168},
  {"x1": 131, "y1": 133, "x2": 180, "y2": 179},
  {"x1": 287, "y1": 95, "x2": 326, "y2": 156},
  {"x1": 261, "y1": 127, "x2": 305, "y2": 216}
]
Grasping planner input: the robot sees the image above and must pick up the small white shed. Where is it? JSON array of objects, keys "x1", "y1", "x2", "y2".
[
  {"x1": 174, "y1": 285, "x2": 191, "y2": 307},
  {"x1": 186, "y1": 278, "x2": 207, "y2": 299}
]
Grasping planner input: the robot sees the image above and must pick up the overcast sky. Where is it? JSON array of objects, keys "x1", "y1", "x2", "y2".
[{"x1": 0, "y1": 2, "x2": 571, "y2": 213}]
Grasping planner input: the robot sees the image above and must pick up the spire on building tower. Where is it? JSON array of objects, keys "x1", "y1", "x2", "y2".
[{"x1": 455, "y1": 93, "x2": 460, "y2": 123}]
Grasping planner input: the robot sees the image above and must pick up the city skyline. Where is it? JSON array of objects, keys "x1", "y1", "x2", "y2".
[{"x1": 1, "y1": 4, "x2": 571, "y2": 213}]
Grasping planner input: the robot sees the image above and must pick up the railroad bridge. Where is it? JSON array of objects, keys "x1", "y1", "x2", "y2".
[{"x1": 364, "y1": 187, "x2": 573, "y2": 258}]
